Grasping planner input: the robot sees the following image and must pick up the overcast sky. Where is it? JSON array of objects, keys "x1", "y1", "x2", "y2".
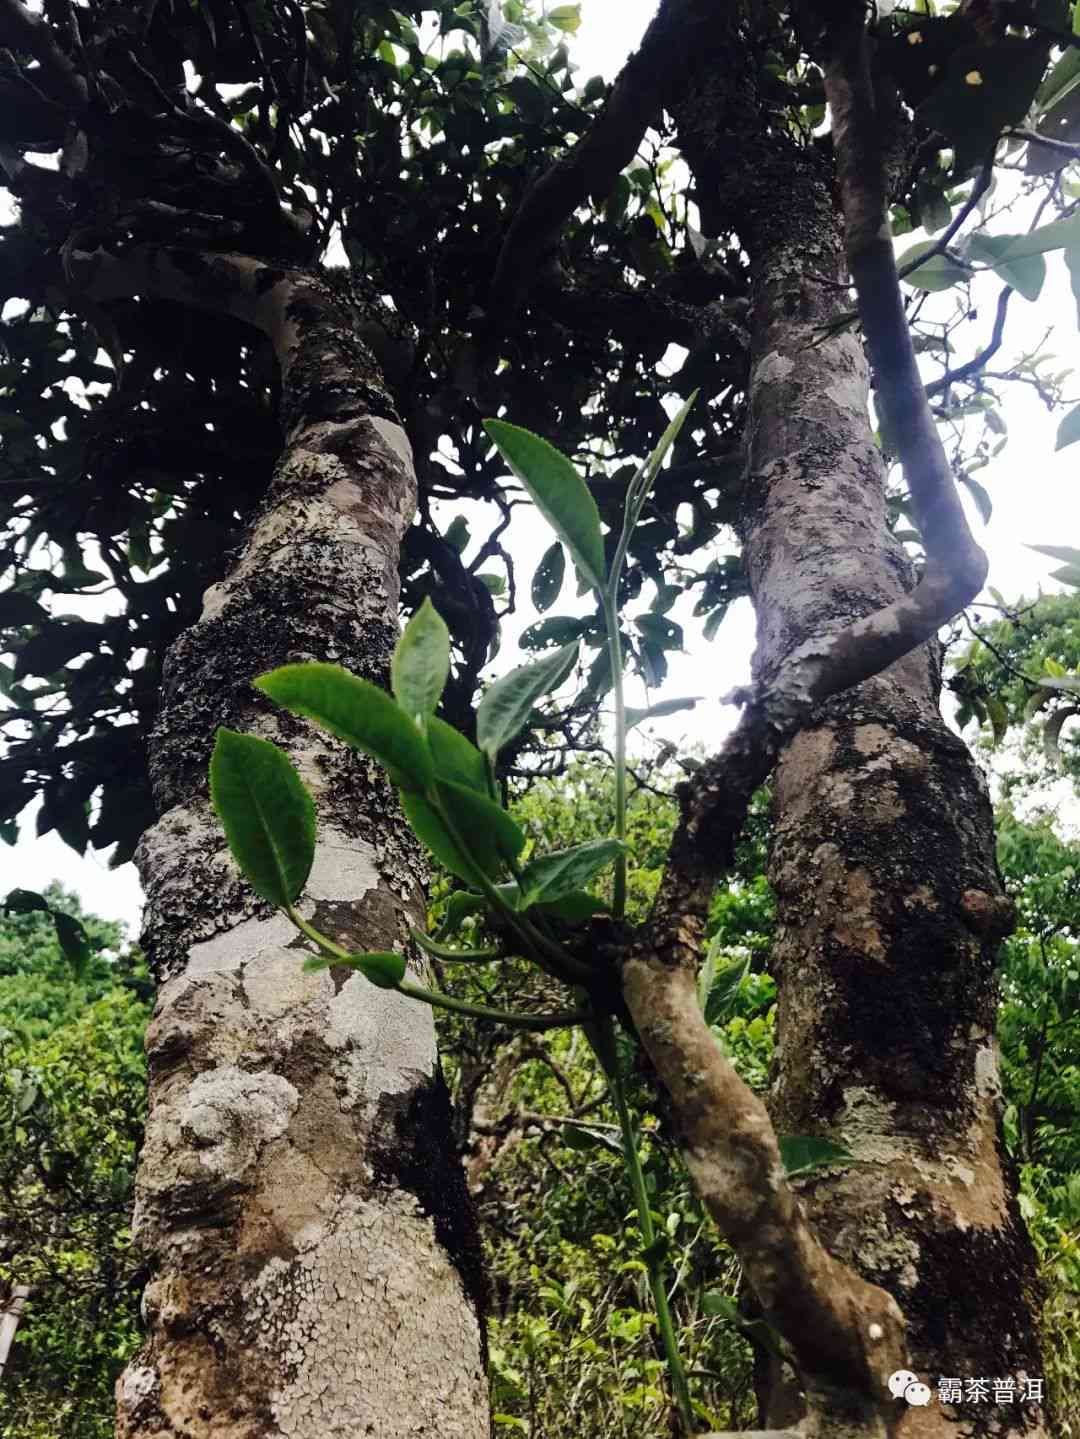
[{"x1": 4, "y1": 0, "x2": 1078, "y2": 936}]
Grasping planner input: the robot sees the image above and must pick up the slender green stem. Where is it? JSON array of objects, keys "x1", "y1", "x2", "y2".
[
  {"x1": 286, "y1": 904, "x2": 349, "y2": 960},
  {"x1": 602, "y1": 593, "x2": 628, "y2": 919},
  {"x1": 399, "y1": 980, "x2": 589, "y2": 1031},
  {"x1": 601, "y1": 1019, "x2": 695, "y2": 1437},
  {"x1": 430, "y1": 789, "x2": 591, "y2": 982},
  {"x1": 587, "y1": 1026, "x2": 693, "y2": 1431}
]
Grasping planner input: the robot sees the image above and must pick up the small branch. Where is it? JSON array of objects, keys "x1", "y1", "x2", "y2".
[
  {"x1": 924, "y1": 286, "x2": 1012, "y2": 399},
  {"x1": 1008, "y1": 127, "x2": 1080, "y2": 158},
  {"x1": 896, "y1": 154, "x2": 995, "y2": 281}
]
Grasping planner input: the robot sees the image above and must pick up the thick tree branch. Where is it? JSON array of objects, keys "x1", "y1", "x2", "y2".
[
  {"x1": 0, "y1": 0, "x2": 87, "y2": 109},
  {"x1": 487, "y1": 0, "x2": 712, "y2": 324}
]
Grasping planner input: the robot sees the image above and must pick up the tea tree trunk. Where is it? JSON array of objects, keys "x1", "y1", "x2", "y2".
[
  {"x1": 84, "y1": 255, "x2": 490, "y2": 1439},
  {"x1": 673, "y1": 56, "x2": 1046, "y2": 1438}
]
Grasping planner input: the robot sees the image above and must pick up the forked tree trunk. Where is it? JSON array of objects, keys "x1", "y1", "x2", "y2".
[
  {"x1": 102, "y1": 257, "x2": 488, "y2": 1439},
  {"x1": 665, "y1": 35, "x2": 1047, "y2": 1437}
]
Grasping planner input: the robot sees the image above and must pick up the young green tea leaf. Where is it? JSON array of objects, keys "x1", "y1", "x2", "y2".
[
  {"x1": 401, "y1": 782, "x2": 525, "y2": 884},
  {"x1": 634, "y1": 613, "x2": 684, "y2": 651},
  {"x1": 255, "y1": 663, "x2": 434, "y2": 791},
  {"x1": 778, "y1": 1134, "x2": 853, "y2": 1177},
  {"x1": 704, "y1": 953, "x2": 750, "y2": 1026},
  {"x1": 437, "y1": 780, "x2": 526, "y2": 869},
  {"x1": 427, "y1": 716, "x2": 489, "y2": 794},
  {"x1": 210, "y1": 728, "x2": 316, "y2": 907},
  {"x1": 517, "y1": 838, "x2": 627, "y2": 907},
  {"x1": 625, "y1": 390, "x2": 699, "y2": 537},
  {"x1": 401, "y1": 790, "x2": 480, "y2": 884},
  {"x1": 534, "y1": 889, "x2": 609, "y2": 922},
  {"x1": 484, "y1": 419, "x2": 606, "y2": 588},
  {"x1": 391, "y1": 597, "x2": 450, "y2": 723},
  {"x1": 476, "y1": 641, "x2": 579, "y2": 761},
  {"x1": 303, "y1": 949, "x2": 406, "y2": 989}
]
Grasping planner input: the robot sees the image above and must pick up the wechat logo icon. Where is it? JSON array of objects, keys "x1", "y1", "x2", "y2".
[{"x1": 889, "y1": 1370, "x2": 932, "y2": 1406}]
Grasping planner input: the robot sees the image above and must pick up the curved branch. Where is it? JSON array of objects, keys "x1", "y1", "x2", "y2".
[
  {"x1": 487, "y1": 0, "x2": 713, "y2": 325},
  {"x1": 924, "y1": 285, "x2": 1012, "y2": 399}
]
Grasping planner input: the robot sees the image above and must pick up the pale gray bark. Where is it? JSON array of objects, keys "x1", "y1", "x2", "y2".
[
  {"x1": 0, "y1": 1283, "x2": 30, "y2": 1382},
  {"x1": 67, "y1": 250, "x2": 489, "y2": 1439}
]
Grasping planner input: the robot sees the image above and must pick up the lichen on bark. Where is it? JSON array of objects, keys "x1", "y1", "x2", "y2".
[{"x1": 112, "y1": 259, "x2": 488, "y2": 1439}]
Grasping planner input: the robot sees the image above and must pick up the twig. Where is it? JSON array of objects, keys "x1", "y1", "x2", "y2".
[
  {"x1": 896, "y1": 154, "x2": 995, "y2": 282},
  {"x1": 924, "y1": 286, "x2": 1012, "y2": 399},
  {"x1": 1008, "y1": 127, "x2": 1080, "y2": 158}
]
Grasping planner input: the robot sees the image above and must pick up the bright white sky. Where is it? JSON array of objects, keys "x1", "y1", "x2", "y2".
[{"x1": 4, "y1": 0, "x2": 1079, "y2": 935}]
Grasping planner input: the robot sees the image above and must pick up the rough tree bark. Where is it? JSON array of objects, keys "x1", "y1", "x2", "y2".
[
  {"x1": 72, "y1": 251, "x2": 488, "y2": 1439},
  {"x1": 659, "y1": 13, "x2": 1047, "y2": 1436},
  {"x1": 491, "y1": 0, "x2": 1052, "y2": 1432}
]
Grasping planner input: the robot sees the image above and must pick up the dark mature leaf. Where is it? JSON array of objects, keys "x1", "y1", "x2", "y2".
[
  {"x1": 983, "y1": 213, "x2": 1080, "y2": 260},
  {"x1": 778, "y1": 1134, "x2": 853, "y2": 1177},
  {"x1": 703, "y1": 608, "x2": 726, "y2": 642},
  {"x1": 444, "y1": 515, "x2": 470, "y2": 553},
  {"x1": 303, "y1": 949, "x2": 406, "y2": 989},
  {"x1": 625, "y1": 696, "x2": 701, "y2": 731},
  {"x1": 559, "y1": 1122, "x2": 623, "y2": 1156},
  {"x1": 532, "y1": 541, "x2": 566, "y2": 613},
  {"x1": 1067, "y1": 248, "x2": 1080, "y2": 327},
  {"x1": 919, "y1": 36, "x2": 1051, "y2": 176},
  {"x1": 517, "y1": 838, "x2": 626, "y2": 907},
  {"x1": 52, "y1": 911, "x2": 92, "y2": 977},
  {"x1": 209, "y1": 728, "x2": 316, "y2": 907},
  {"x1": 520, "y1": 616, "x2": 588, "y2": 651},
  {"x1": 635, "y1": 613, "x2": 683, "y2": 651},
  {"x1": 392, "y1": 597, "x2": 450, "y2": 722},
  {"x1": 3, "y1": 888, "x2": 50, "y2": 914},
  {"x1": 0, "y1": 592, "x2": 48, "y2": 628},
  {"x1": 484, "y1": 420, "x2": 606, "y2": 589},
  {"x1": 256, "y1": 663, "x2": 434, "y2": 791},
  {"x1": 476, "y1": 641, "x2": 579, "y2": 760},
  {"x1": 13, "y1": 622, "x2": 99, "y2": 679}
]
